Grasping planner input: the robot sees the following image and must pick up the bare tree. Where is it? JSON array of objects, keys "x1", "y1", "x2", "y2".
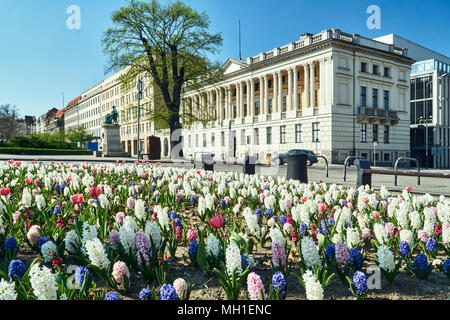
[{"x1": 0, "y1": 104, "x2": 21, "y2": 143}]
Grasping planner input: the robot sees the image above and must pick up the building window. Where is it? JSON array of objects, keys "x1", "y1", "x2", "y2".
[
  {"x1": 280, "y1": 125, "x2": 286, "y2": 144},
  {"x1": 268, "y1": 99, "x2": 273, "y2": 114},
  {"x1": 266, "y1": 127, "x2": 272, "y2": 144},
  {"x1": 383, "y1": 90, "x2": 389, "y2": 110},
  {"x1": 203, "y1": 133, "x2": 206, "y2": 147},
  {"x1": 254, "y1": 128, "x2": 259, "y2": 145},
  {"x1": 268, "y1": 79, "x2": 273, "y2": 89},
  {"x1": 295, "y1": 124, "x2": 302, "y2": 143},
  {"x1": 211, "y1": 133, "x2": 215, "y2": 146},
  {"x1": 384, "y1": 67, "x2": 390, "y2": 77},
  {"x1": 241, "y1": 129, "x2": 245, "y2": 145},
  {"x1": 312, "y1": 122, "x2": 320, "y2": 142},
  {"x1": 372, "y1": 88, "x2": 378, "y2": 108},
  {"x1": 373, "y1": 64, "x2": 379, "y2": 75},
  {"x1": 361, "y1": 62, "x2": 367, "y2": 73},
  {"x1": 361, "y1": 87, "x2": 366, "y2": 107},
  {"x1": 298, "y1": 92, "x2": 302, "y2": 109},
  {"x1": 233, "y1": 105, "x2": 237, "y2": 118},
  {"x1": 383, "y1": 125, "x2": 390, "y2": 144},
  {"x1": 282, "y1": 76, "x2": 286, "y2": 85},
  {"x1": 255, "y1": 102, "x2": 260, "y2": 116},
  {"x1": 221, "y1": 131, "x2": 225, "y2": 146},
  {"x1": 373, "y1": 124, "x2": 378, "y2": 143},
  {"x1": 255, "y1": 82, "x2": 260, "y2": 92},
  {"x1": 195, "y1": 134, "x2": 198, "y2": 147},
  {"x1": 282, "y1": 96, "x2": 286, "y2": 112},
  {"x1": 314, "y1": 90, "x2": 318, "y2": 107},
  {"x1": 361, "y1": 123, "x2": 367, "y2": 142},
  {"x1": 243, "y1": 104, "x2": 247, "y2": 117},
  {"x1": 384, "y1": 153, "x2": 391, "y2": 162}
]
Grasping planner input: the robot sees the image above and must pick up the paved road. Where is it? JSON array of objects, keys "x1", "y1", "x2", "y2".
[{"x1": 1, "y1": 154, "x2": 449, "y2": 196}]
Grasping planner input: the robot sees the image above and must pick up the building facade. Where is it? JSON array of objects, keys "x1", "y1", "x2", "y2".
[
  {"x1": 375, "y1": 34, "x2": 450, "y2": 168},
  {"x1": 181, "y1": 29, "x2": 414, "y2": 165}
]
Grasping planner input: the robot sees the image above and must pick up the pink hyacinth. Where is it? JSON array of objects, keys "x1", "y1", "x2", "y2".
[
  {"x1": 173, "y1": 278, "x2": 188, "y2": 299},
  {"x1": 112, "y1": 261, "x2": 130, "y2": 290},
  {"x1": 13, "y1": 211, "x2": 21, "y2": 224},
  {"x1": 116, "y1": 212, "x2": 126, "y2": 225},
  {"x1": 384, "y1": 222, "x2": 395, "y2": 237},
  {"x1": 127, "y1": 197, "x2": 135, "y2": 210},
  {"x1": 27, "y1": 225, "x2": 40, "y2": 245},
  {"x1": 318, "y1": 202, "x2": 327, "y2": 213},
  {"x1": 335, "y1": 243, "x2": 349, "y2": 266},
  {"x1": 293, "y1": 196, "x2": 299, "y2": 206},
  {"x1": 247, "y1": 272, "x2": 266, "y2": 300},
  {"x1": 271, "y1": 241, "x2": 286, "y2": 268},
  {"x1": 418, "y1": 230, "x2": 428, "y2": 242},
  {"x1": 186, "y1": 228, "x2": 197, "y2": 241},
  {"x1": 362, "y1": 228, "x2": 371, "y2": 239}
]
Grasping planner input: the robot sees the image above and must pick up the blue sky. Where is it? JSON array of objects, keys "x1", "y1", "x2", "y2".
[{"x1": 1, "y1": 0, "x2": 449, "y2": 117}]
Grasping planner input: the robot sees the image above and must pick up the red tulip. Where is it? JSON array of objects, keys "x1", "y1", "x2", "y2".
[
  {"x1": 70, "y1": 194, "x2": 84, "y2": 204},
  {"x1": 89, "y1": 187, "x2": 101, "y2": 198},
  {"x1": 0, "y1": 188, "x2": 10, "y2": 196},
  {"x1": 25, "y1": 178, "x2": 32, "y2": 185},
  {"x1": 209, "y1": 214, "x2": 224, "y2": 229}
]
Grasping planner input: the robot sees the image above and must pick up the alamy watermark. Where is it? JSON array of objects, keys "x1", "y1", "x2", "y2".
[
  {"x1": 66, "y1": 5, "x2": 81, "y2": 30},
  {"x1": 366, "y1": 5, "x2": 381, "y2": 30}
]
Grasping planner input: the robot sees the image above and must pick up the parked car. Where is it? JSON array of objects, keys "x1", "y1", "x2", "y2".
[{"x1": 271, "y1": 149, "x2": 318, "y2": 166}]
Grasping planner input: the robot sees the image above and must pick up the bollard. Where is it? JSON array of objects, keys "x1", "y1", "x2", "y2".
[
  {"x1": 202, "y1": 153, "x2": 214, "y2": 171},
  {"x1": 286, "y1": 153, "x2": 308, "y2": 182},
  {"x1": 243, "y1": 155, "x2": 256, "y2": 175},
  {"x1": 355, "y1": 159, "x2": 372, "y2": 188}
]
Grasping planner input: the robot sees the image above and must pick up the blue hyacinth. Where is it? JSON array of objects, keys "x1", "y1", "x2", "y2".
[
  {"x1": 443, "y1": 259, "x2": 450, "y2": 275},
  {"x1": 75, "y1": 266, "x2": 90, "y2": 287},
  {"x1": 349, "y1": 248, "x2": 363, "y2": 269},
  {"x1": 279, "y1": 215, "x2": 287, "y2": 226},
  {"x1": 4, "y1": 237, "x2": 17, "y2": 252},
  {"x1": 160, "y1": 284, "x2": 179, "y2": 300},
  {"x1": 326, "y1": 243, "x2": 335, "y2": 262},
  {"x1": 265, "y1": 208, "x2": 273, "y2": 216},
  {"x1": 8, "y1": 259, "x2": 26, "y2": 282},
  {"x1": 352, "y1": 271, "x2": 368, "y2": 296},
  {"x1": 170, "y1": 211, "x2": 178, "y2": 219},
  {"x1": 299, "y1": 223, "x2": 308, "y2": 236},
  {"x1": 188, "y1": 240, "x2": 199, "y2": 261},
  {"x1": 399, "y1": 241, "x2": 410, "y2": 257},
  {"x1": 320, "y1": 220, "x2": 329, "y2": 235},
  {"x1": 241, "y1": 255, "x2": 249, "y2": 270},
  {"x1": 220, "y1": 199, "x2": 227, "y2": 209},
  {"x1": 38, "y1": 237, "x2": 49, "y2": 248},
  {"x1": 414, "y1": 254, "x2": 429, "y2": 271},
  {"x1": 327, "y1": 217, "x2": 335, "y2": 227},
  {"x1": 425, "y1": 238, "x2": 437, "y2": 253},
  {"x1": 104, "y1": 291, "x2": 121, "y2": 300},
  {"x1": 190, "y1": 194, "x2": 196, "y2": 204},
  {"x1": 174, "y1": 218, "x2": 183, "y2": 228},
  {"x1": 53, "y1": 205, "x2": 62, "y2": 215},
  {"x1": 255, "y1": 208, "x2": 262, "y2": 220},
  {"x1": 139, "y1": 288, "x2": 152, "y2": 300},
  {"x1": 271, "y1": 271, "x2": 287, "y2": 296}
]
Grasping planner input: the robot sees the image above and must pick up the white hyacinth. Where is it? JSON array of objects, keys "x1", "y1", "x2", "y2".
[
  {"x1": 98, "y1": 194, "x2": 110, "y2": 209},
  {"x1": 21, "y1": 188, "x2": 32, "y2": 208},
  {"x1": 225, "y1": 242, "x2": 242, "y2": 276},
  {"x1": 64, "y1": 230, "x2": 80, "y2": 254},
  {"x1": 119, "y1": 225, "x2": 136, "y2": 254},
  {"x1": 377, "y1": 245, "x2": 396, "y2": 273},
  {"x1": 145, "y1": 220, "x2": 162, "y2": 250},
  {"x1": 206, "y1": 233, "x2": 221, "y2": 257},
  {"x1": 29, "y1": 264, "x2": 58, "y2": 300},
  {"x1": 346, "y1": 227, "x2": 360, "y2": 248},
  {"x1": 85, "y1": 238, "x2": 110, "y2": 270},
  {"x1": 35, "y1": 194, "x2": 46, "y2": 210},
  {"x1": 243, "y1": 207, "x2": 260, "y2": 237},
  {"x1": 302, "y1": 270, "x2": 324, "y2": 300},
  {"x1": 134, "y1": 199, "x2": 147, "y2": 221},
  {"x1": 0, "y1": 278, "x2": 17, "y2": 300},
  {"x1": 374, "y1": 223, "x2": 389, "y2": 245},
  {"x1": 301, "y1": 237, "x2": 322, "y2": 270},
  {"x1": 270, "y1": 227, "x2": 286, "y2": 247},
  {"x1": 81, "y1": 222, "x2": 98, "y2": 255},
  {"x1": 399, "y1": 229, "x2": 414, "y2": 249},
  {"x1": 41, "y1": 240, "x2": 58, "y2": 263},
  {"x1": 122, "y1": 216, "x2": 139, "y2": 232}
]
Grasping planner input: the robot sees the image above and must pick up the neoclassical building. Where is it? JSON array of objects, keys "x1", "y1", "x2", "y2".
[{"x1": 180, "y1": 29, "x2": 415, "y2": 165}]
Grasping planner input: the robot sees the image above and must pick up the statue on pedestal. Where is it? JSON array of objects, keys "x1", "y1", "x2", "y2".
[{"x1": 104, "y1": 106, "x2": 118, "y2": 125}]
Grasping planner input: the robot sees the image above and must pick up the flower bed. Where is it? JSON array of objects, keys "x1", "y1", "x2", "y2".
[{"x1": 0, "y1": 159, "x2": 448, "y2": 300}]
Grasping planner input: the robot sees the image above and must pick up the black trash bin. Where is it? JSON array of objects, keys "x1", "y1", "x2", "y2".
[
  {"x1": 286, "y1": 153, "x2": 308, "y2": 182},
  {"x1": 243, "y1": 155, "x2": 257, "y2": 175},
  {"x1": 202, "y1": 153, "x2": 214, "y2": 171}
]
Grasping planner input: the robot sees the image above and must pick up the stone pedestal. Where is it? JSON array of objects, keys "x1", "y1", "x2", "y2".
[{"x1": 102, "y1": 124, "x2": 129, "y2": 157}]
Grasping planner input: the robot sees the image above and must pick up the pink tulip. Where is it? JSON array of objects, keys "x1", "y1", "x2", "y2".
[
  {"x1": 70, "y1": 194, "x2": 84, "y2": 205},
  {"x1": 209, "y1": 214, "x2": 224, "y2": 229}
]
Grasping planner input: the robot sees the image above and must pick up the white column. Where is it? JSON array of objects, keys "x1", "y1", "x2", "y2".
[
  {"x1": 246, "y1": 80, "x2": 250, "y2": 117},
  {"x1": 272, "y1": 72, "x2": 278, "y2": 113},
  {"x1": 264, "y1": 74, "x2": 269, "y2": 115},
  {"x1": 259, "y1": 77, "x2": 264, "y2": 115},
  {"x1": 310, "y1": 62, "x2": 315, "y2": 108},
  {"x1": 304, "y1": 64, "x2": 310, "y2": 108},
  {"x1": 250, "y1": 78, "x2": 254, "y2": 116},
  {"x1": 293, "y1": 67, "x2": 298, "y2": 111},
  {"x1": 287, "y1": 68, "x2": 292, "y2": 110},
  {"x1": 319, "y1": 58, "x2": 325, "y2": 107},
  {"x1": 277, "y1": 71, "x2": 282, "y2": 112}
]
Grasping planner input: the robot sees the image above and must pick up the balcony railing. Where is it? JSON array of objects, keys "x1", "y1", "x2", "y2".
[{"x1": 358, "y1": 107, "x2": 399, "y2": 124}]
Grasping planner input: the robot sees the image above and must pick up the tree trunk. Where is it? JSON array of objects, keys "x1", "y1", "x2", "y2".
[{"x1": 169, "y1": 112, "x2": 183, "y2": 159}]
